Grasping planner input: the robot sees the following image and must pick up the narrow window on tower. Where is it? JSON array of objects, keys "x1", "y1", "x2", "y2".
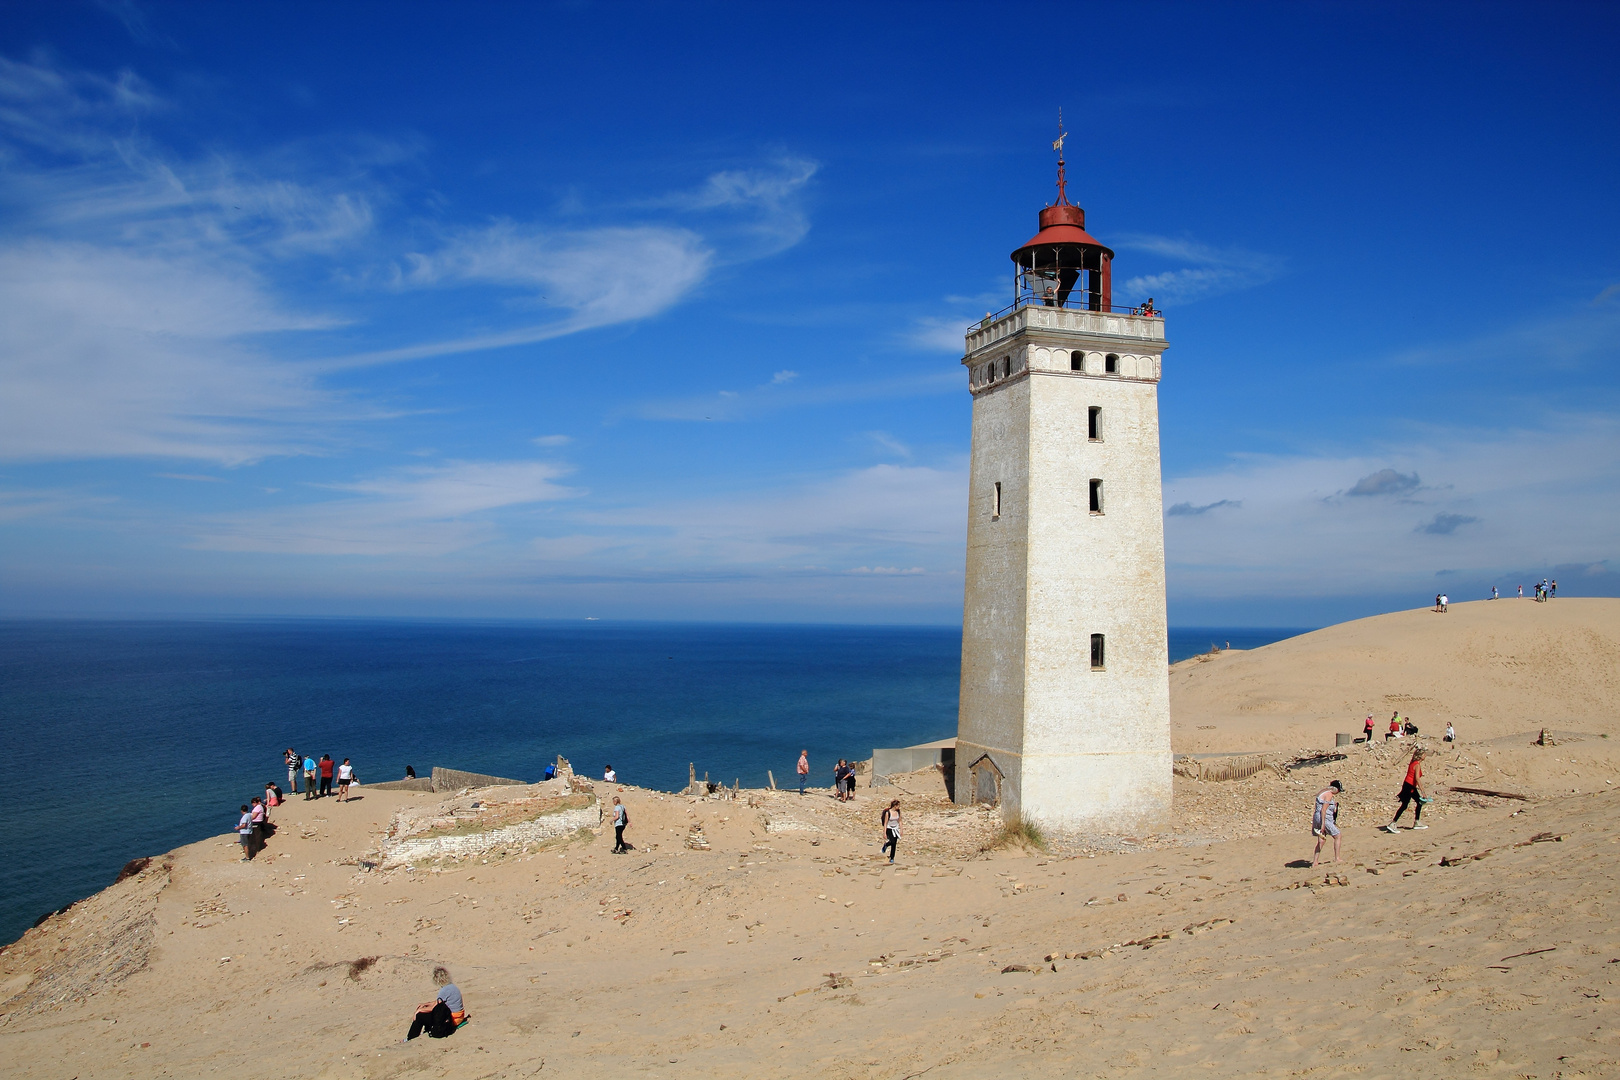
[
  {"x1": 1070, "y1": 351, "x2": 1084, "y2": 372},
  {"x1": 1089, "y1": 478, "x2": 1104, "y2": 514},
  {"x1": 992, "y1": 481, "x2": 1002, "y2": 521},
  {"x1": 1090, "y1": 633, "x2": 1106, "y2": 670},
  {"x1": 1088, "y1": 406, "x2": 1102, "y2": 441},
  {"x1": 1105, "y1": 353, "x2": 1119, "y2": 374}
]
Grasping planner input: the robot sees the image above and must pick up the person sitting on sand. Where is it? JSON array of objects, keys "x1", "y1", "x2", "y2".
[
  {"x1": 1311, "y1": 780, "x2": 1343, "y2": 866},
  {"x1": 1445, "y1": 722, "x2": 1455, "y2": 743},
  {"x1": 406, "y1": 966, "x2": 466, "y2": 1040},
  {"x1": 265, "y1": 781, "x2": 280, "y2": 808},
  {"x1": 603, "y1": 764, "x2": 617, "y2": 783},
  {"x1": 1385, "y1": 748, "x2": 1427, "y2": 833},
  {"x1": 1387, "y1": 714, "x2": 1401, "y2": 741}
]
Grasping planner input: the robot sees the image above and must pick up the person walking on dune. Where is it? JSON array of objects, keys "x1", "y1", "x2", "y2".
[
  {"x1": 797, "y1": 750, "x2": 809, "y2": 796},
  {"x1": 1385, "y1": 748, "x2": 1427, "y2": 833},
  {"x1": 1311, "y1": 780, "x2": 1343, "y2": 866},
  {"x1": 610, "y1": 796, "x2": 629, "y2": 854},
  {"x1": 880, "y1": 799, "x2": 902, "y2": 863}
]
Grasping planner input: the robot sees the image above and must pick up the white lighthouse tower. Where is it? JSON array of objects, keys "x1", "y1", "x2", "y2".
[{"x1": 954, "y1": 141, "x2": 1172, "y2": 835}]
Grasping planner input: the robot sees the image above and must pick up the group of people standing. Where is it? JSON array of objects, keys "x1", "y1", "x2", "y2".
[
  {"x1": 284, "y1": 748, "x2": 359, "y2": 802},
  {"x1": 237, "y1": 748, "x2": 359, "y2": 862}
]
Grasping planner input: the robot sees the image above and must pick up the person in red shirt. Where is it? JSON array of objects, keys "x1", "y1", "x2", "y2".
[
  {"x1": 318, "y1": 754, "x2": 335, "y2": 798},
  {"x1": 1384, "y1": 748, "x2": 1427, "y2": 832}
]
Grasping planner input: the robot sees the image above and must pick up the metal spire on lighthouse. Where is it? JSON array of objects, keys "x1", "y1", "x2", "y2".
[{"x1": 1051, "y1": 109, "x2": 1071, "y2": 207}]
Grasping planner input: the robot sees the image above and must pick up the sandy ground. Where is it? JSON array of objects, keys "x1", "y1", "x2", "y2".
[{"x1": 3, "y1": 598, "x2": 1619, "y2": 1079}]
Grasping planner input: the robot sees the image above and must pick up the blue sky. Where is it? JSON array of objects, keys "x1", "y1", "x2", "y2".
[{"x1": 0, "y1": 1, "x2": 1616, "y2": 626}]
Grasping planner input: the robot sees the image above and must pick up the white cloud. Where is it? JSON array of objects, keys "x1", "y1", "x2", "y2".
[
  {"x1": 1112, "y1": 233, "x2": 1281, "y2": 306},
  {"x1": 1163, "y1": 415, "x2": 1620, "y2": 600},
  {"x1": 0, "y1": 241, "x2": 349, "y2": 463},
  {"x1": 770, "y1": 369, "x2": 798, "y2": 384},
  {"x1": 532, "y1": 434, "x2": 572, "y2": 447},
  {"x1": 193, "y1": 459, "x2": 578, "y2": 555},
  {"x1": 569, "y1": 461, "x2": 965, "y2": 573},
  {"x1": 655, "y1": 156, "x2": 818, "y2": 259}
]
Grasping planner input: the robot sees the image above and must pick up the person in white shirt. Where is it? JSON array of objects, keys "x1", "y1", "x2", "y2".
[
  {"x1": 336, "y1": 758, "x2": 356, "y2": 802},
  {"x1": 603, "y1": 765, "x2": 617, "y2": 783}
]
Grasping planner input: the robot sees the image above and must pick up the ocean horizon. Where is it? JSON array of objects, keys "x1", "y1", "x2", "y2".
[{"x1": 0, "y1": 617, "x2": 1307, "y2": 945}]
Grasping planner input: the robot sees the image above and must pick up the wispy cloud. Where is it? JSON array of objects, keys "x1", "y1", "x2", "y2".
[
  {"x1": 1166, "y1": 498, "x2": 1240, "y2": 516},
  {"x1": 1113, "y1": 233, "x2": 1281, "y2": 306},
  {"x1": 319, "y1": 223, "x2": 714, "y2": 368},
  {"x1": 193, "y1": 459, "x2": 577, "y2": 555},
  {"x1": 0, "y1": 53, "x2": 822, "y2": 463},
  {"x1": 651, "y1": 156, "x2": 818, "y2": 259}
]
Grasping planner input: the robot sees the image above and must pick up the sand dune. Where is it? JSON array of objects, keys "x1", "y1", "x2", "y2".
[
  {"x1": 1172, "y1": 597, "x2": 1620, "y2": 755},
  {"x1": 3, "y1": 599, "x2": 1619, "y2": 1078}
]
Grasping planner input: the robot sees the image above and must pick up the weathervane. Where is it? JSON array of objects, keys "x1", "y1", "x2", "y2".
[{"x1": 1052, "y1": 108, "x2": 1070, "y2": 206}]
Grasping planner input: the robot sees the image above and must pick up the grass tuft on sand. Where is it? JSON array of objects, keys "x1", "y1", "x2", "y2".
[{"x1": 988, "y1": 814, "x2": 1048, "y2": 853}]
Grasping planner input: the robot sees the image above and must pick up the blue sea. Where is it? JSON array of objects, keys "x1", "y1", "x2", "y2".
[{"x1": 0, "y1": 619, "x2": 1304, "y2": 945}]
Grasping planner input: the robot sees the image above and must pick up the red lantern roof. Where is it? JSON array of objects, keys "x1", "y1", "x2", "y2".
[{"x1": 1011, "y1": 160, "x2": 1114, "y2": 262}]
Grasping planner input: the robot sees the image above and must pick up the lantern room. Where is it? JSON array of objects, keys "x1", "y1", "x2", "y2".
[{"x1": 1011, "y1": 155, "x2": 1115, "y2": 312}]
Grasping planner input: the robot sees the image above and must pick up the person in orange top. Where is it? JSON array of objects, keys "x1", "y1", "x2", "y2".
[{"x1": 1384, "y1": 747, "x2": 1427, "y2": 832}]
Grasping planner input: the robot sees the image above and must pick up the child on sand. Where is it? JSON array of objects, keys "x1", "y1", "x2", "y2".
[
  {"x1": 880, "y1": 800, "x2": 902, "y2": 864},
  {"x1": 1311, "y1": 780, "x2": 1343, "y2": 866},
  {"x1": 1385, "y1": 748, "x2": 1427, "y2": 832}
]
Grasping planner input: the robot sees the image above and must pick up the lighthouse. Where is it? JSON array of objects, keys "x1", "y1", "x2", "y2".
[{"x1": 953, "y1": 142, "x2": 1172, "y2": 835}]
